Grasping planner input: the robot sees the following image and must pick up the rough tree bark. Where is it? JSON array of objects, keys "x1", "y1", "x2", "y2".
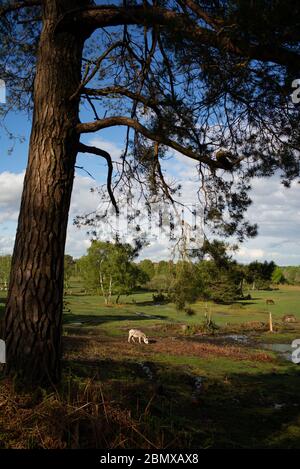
[{"x1": 3, "y1": 0, "x2": 90, "y2": 385}]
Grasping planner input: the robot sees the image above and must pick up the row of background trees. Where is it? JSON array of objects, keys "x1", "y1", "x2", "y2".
[{"x1": 2, "y1": 242, "x2": 295, "y2": 309}]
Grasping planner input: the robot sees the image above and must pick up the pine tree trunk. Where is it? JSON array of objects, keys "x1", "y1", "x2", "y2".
[{"x1": 3, "y1": 1, "x2": 89, "y2": 385}]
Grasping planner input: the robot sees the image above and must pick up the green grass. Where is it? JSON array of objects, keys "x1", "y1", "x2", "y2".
[
  {"x1": 1, "y1": 284, "x2": 300, "y2": 448},
  {"x1": 62, "y1": 283, "x2": 300, "y2": 332}
]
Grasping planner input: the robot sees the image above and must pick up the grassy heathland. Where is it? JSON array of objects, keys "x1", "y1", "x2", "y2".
[{"x1": 0, "y1": 284, "x2": 300, "y2": 448}]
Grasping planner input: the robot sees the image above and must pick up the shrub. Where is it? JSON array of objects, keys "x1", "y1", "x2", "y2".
[
  {"x1": 199, "y1": 315, "x2": 219, "y2": 334},
  {"x1": 184, "y1": 306, "x2": 196, "y2": 316},
  {"x1": 152, "y1": 292, "x2": 168, "y2": 304}
]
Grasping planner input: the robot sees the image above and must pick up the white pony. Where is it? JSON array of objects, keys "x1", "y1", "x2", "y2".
[{"x1": 128, "y1": 329, "x2": 149, "y2": 344}]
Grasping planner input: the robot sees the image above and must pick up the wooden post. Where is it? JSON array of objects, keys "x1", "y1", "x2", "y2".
[{"x1": 269, "y1": 312, "x2": 273, "y2": 332}]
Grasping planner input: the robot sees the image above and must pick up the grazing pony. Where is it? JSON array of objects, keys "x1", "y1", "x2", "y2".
[{"x1": 128, "y1": 329, "x2": 149, "y2": 344}]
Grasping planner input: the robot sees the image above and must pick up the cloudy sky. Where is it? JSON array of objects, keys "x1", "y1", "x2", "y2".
[{"x1": 0, "y1": 104, "x2": 299, "y2": 265}]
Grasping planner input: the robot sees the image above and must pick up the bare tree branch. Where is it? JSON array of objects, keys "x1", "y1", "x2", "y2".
[
  {"x1": 75, "y1": 165, "x2": 95, "y2": 180},
  {"x1": 83, "y1": 86, "x2": 161, "y2": 116},
  {"x1": 84, "y1": 93, "x2": 100, "y2": 121},
  {"x1": 77, "y1": 142, "x2": 119, "y2": 214},
  {"x1": 70, "y1": 41, "x2": 124, "y2": 101}
]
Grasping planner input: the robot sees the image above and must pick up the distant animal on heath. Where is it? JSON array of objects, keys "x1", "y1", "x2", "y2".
[
  {"x1": 282, "y1": 314, "x2": 297, "y2": 323},
  {"x1": 128, "y1": 329, "x2": 149, "y2": 344},
  {"x1": 266, "y1": 299, "x2": 275, "y2": 305}
]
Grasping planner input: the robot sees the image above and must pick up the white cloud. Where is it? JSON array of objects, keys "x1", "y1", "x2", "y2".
[
  {"x1": 227, "y1": 176, "x2": 300, "y2": 264},
  {"x1": 0, "y1": 171, "x2": 24, "y2": 223},
  {"x1": 140, "y1": 238, "x2": 171, "y2": 261},
  {"x1": 236, "y1": 247, "x2": 265, "y2": 260},
  {"x1": 0, "y1": 235, "x2": 15, "y2": 254},
  {"x1": 88, "y1": 137, "x2": 123, "y2": 161},
  {"x1": 0, "y1": 163, "x2": 299, "y2": 264},
  {"x1": 69, "y1": 174, "x2": 100, "y2": 216},
  {"x1": 65, "y1": 231, "x2": 91, "y2": 258}
]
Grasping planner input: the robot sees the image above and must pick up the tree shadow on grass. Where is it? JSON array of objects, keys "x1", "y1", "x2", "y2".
[
  {"x1": 238, "y1": 301, "x2": 260, "y2": 306},
  {"x1": 0, "y1": 299, "x2": 6, "y2": 323},
  {"x1": 129, "y1": 299, "x2": 156, "y2": 306},
  {"x1": 62, "y1": 342, "x2": 300, "y2": 448},
  {"x1": 128, "y1": 298, "x2": 170, "y2": 307},
  {"x1": 63, "y1": 312, "x2": 168, "y2": 326}
]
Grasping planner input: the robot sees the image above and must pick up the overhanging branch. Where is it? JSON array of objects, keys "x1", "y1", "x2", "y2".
[
  {"x1": 76, "y1": 116, "x2": 230, "y2": 171},
  {"x1": 78, "y1": 142, "x2": 119, "y2": 214},
  {"x1": 62, "y1": 5, "x2": 300, "y2": 70}
]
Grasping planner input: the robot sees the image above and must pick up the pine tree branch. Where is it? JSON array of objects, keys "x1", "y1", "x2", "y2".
[
  {"x1": 83, "y1": 86, "x2": 161, "y2": 116},
  {"x1": 77, "y1": 142, "x2": 119, "y2": 214},
  {"x1": 61, "y1": 5, "x2": 300, "y2": 70},
  {"x1": 76, "y1": 116, "x2": 229, "y2": 171},
  {"x1": 69, "y1": 41, "x2": 124, "y2": 101}
]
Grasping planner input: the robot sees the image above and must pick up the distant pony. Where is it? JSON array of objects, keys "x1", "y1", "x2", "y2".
[
  {"x1": 282, "y1": 314, "x2": 297, "y2": 323},
  {"x1": 266, "y1": 299, "x2": 275, "y2": 305}
]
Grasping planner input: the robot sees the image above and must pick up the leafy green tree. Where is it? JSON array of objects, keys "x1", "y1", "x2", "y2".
[
  {"x1": 156, "y1": 261, "x2": 173, "y2": 276},
  {"x1": 200, "y1": 240, "x2": 235, "y2": 268},
  {"x1": 246, "y1": 261, "x2": 276, "y2": 290},
  {"x1": 272, "y1": 266, "x2": 287, "y2": 285},
  {"x1": 78, "y1": 241, "x2": 143, "y2": 304},
  {"x1": 139, "y1": 259, "x2": 155, "y2": 282},
  {"x1": 282, "y1": 266, "x2": 300, "y2": 285},
  {"x1": 197, "y1": 260, "x2": 241, "y2": 304},
  {"x1": 109, "y1": 246, "x2": 147, "y2": 303},
  {"x1": 64, "y1": 255, "x2": 75, "y2": 290},
  {"x1": 146, "y1": 273, "x2": 173, "y2": 294},
  {"x1": 195, "y1": 240, "x2": 243, "y2": 302}
]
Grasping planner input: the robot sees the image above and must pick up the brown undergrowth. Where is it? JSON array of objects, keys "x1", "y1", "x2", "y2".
[
  {"x1": 0, "y1": 377, "x2": 171, "y2": 449},
  {"x1": 63, "y1": 332, "x2": 273, "y2": 363}
]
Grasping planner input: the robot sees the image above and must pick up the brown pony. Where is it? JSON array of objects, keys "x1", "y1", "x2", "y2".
[{"x1": 266, "y1": 299, "x2": 275, "y2": 305}]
